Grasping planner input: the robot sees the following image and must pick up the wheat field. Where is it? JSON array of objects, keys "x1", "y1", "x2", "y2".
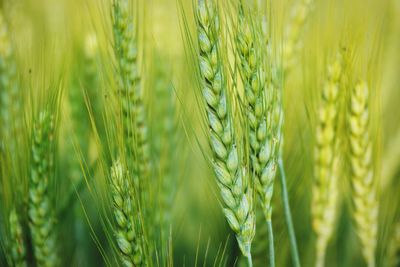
[{"x1": 0, "y1": 0, "x2": 399, "y2": 266}]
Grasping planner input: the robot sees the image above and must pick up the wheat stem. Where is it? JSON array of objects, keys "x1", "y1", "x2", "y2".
[
  {"x1": 247, "y1": 253, "x2": 253, "y2": 267},
  {"x1": 266, "y1": 220, "x2": 275, "y2": 267},
  {"x1": 278, "y1": 158, "x2": 301, "y2": 267}
]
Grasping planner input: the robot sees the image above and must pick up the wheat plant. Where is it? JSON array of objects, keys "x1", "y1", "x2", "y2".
[
  {"x1": 312, "y1": 52, "x2": 343, "y2": 267},
  {"x1": 348, "y1": 80, "x2": 378, "y2": 267},
  {"x1": 283, "y1": 0, "x2": 313, "y2": 71},
  {"x1": 28, "y1": 110, "x2": 58, "y2": 267},
  {"x1": 196, "y1": 0, "x2": 255, "y2": 264},
  {"x1": 234, "y1": 3, "x2": 279, "y2": 266},
  {"x1": 0, "y1": 0, "x2": 397, "y2": 266},
  {"x1": 111, "y1": 0, "x2": 155, "y2": 260},
  {"x1": 112, "y1": 0, "x2": 151, "y2": 188},
  {"x1": 0, "y1": 11, "x2": 20, "y2": 153}
]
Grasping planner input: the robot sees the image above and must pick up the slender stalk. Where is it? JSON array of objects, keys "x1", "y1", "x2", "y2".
[
  {"x1": 278, "y1": 157, "x2": 301, "y2": 267},
  {"x1": 266, "y1": 220, "x2": 275, "y2": 267},
  {"x1": 247, "y1": 254, "x2": 253, "y2": 267},
  {"x1": 315, "y1": 246, "x2": 326, "y2": 267}
]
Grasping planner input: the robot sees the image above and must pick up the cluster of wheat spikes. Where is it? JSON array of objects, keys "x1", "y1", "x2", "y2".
[
  {"x1": 0, "y1": 0, "x2": 398, "y2": 266},
  {"x1": 193, "y1": 0, "x2": 312, "y2": 265},
  {"x1": 310, "y1": 49, "x2": 381, "y2": 267}
]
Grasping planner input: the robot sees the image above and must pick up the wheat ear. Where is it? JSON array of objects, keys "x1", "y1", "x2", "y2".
[
  {"x1": 283, "y1": 0, "x2": 313, "y2": 71},
  {"x1": 196, "y1": 0, "x2": 255, "y2": 262},
  {"x1": 0, "y1": 12, "x2": 20, "y2": 151},
  {"x1": 8, "y1": 208, "x2": 27, "y2": 267},
  {"x1": 152, "y1": 64, "x2": 178, "y2": 242},
  {"x1": 28, "y1": 110, "x2": 58, "y2": 267},
  {"x1": 112, "y1": 0, "x2": 151, "y2": 188},
  {"x1": 312, "y1": 54, "x2": 342, "y2": 267},
  {"x1": 110, "y1": 159, "x2": 147, "y2": 267},
  {"x1": 348, "y1": 80, "x2": 378, "y2": 267},
  {"x1": 236, "y1": 3, "x2": 277, "y2": 223},
  {"x1": 112, "y1": 1, "x2": 155, "y2": 258},
  {"x1": 235, "y1": 4, "x2": 277, "y2": 266}
]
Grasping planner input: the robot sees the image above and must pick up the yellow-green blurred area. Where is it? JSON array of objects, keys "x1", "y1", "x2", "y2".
[{"x1": 0, "y1": 0, "x2": 400, "y2": 266}]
